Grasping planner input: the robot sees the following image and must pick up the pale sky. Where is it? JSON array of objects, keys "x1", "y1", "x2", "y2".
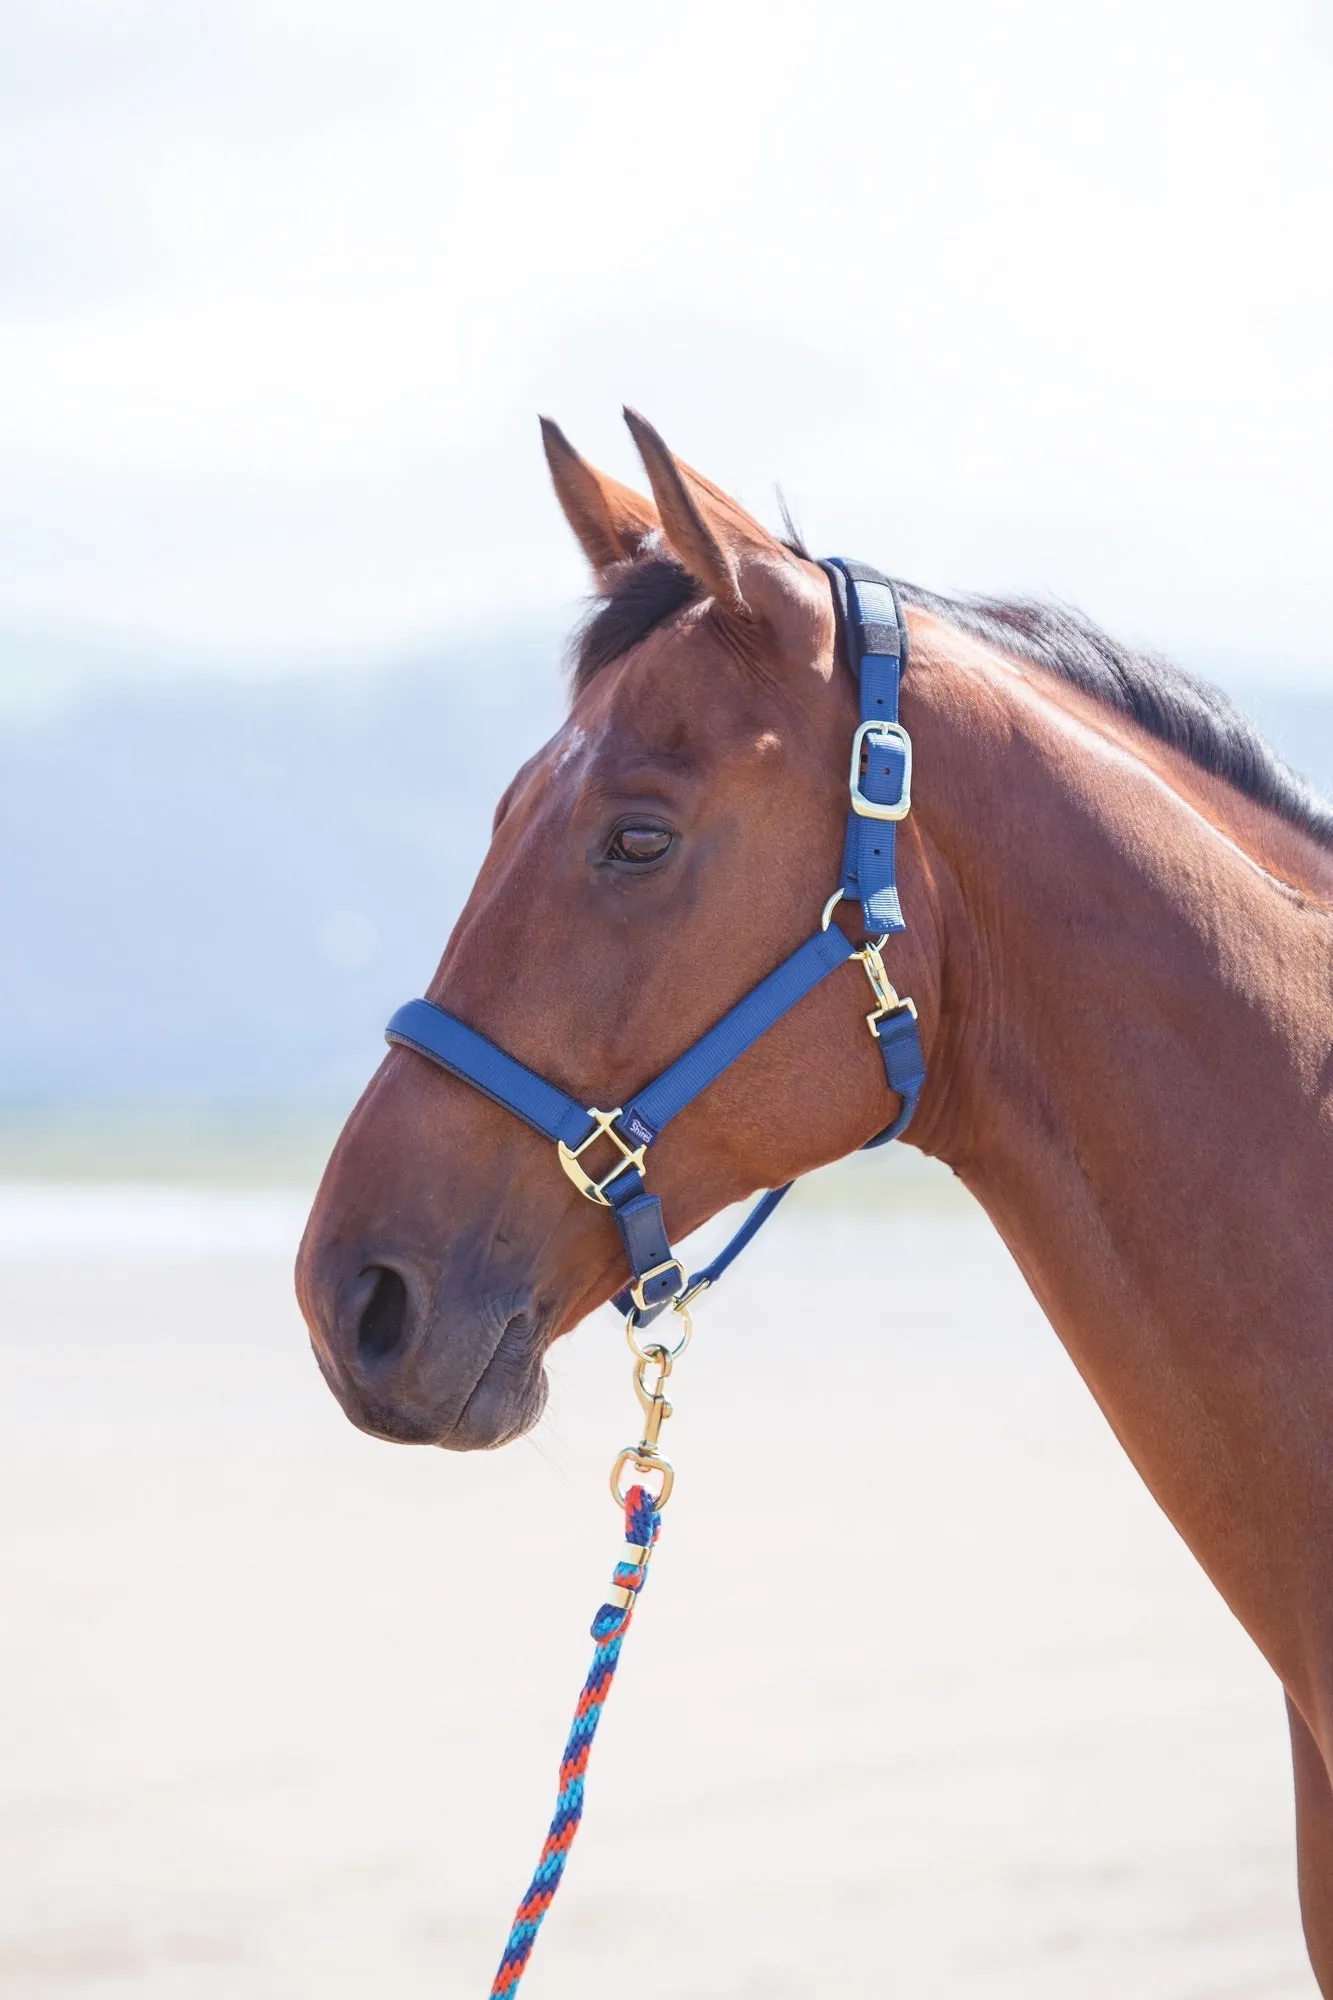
[{"x1": 1, "y1": 0, "x2": 1330, "y2": 685}]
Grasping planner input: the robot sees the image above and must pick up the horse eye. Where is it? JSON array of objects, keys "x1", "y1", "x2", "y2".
[{"x1": 608, "y1": 824, "x2": 673, "y2": 864}]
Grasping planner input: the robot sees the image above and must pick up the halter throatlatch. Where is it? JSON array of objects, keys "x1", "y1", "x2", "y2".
[{"x1": 384, "y1": 559, "x2": 926, "y2": 1328}]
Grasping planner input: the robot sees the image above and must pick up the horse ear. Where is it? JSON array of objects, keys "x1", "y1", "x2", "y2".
[
  {"x1": 540, "y1": 417, "x2": 660, "y2": 580},
  {"x1": 623, "y1": 409, "x2": 788, "y2": 618}
]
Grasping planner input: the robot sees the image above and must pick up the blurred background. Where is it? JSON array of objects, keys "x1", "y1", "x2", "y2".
[{"x1": 1, "y1": 1, "x2": 1329, "y2": 1993}]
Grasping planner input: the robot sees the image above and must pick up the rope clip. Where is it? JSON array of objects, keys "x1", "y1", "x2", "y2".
[{"x1": 610, "y1": 1302, "x2": 691, "y2": 1510}]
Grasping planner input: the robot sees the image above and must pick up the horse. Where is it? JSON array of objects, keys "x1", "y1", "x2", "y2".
[{"x1": 296, "y1": 409, "x2": 1333, "y2": 1988}]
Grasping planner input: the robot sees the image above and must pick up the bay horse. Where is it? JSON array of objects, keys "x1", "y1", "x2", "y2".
[{"x1": 296, "y1": 410, "x2": 1333, "y2": 1987}]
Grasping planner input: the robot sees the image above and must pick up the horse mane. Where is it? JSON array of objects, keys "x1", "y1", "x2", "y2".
[
  {"x1": 571, "y1": 554, "x2": 1333, "y2": 851},
  {"x1": 896, "y1": 582, "x2": 1333, "y2": 851}
]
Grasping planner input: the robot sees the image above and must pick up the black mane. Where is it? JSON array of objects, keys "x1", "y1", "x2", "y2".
[
  {"x1": 896, "y1": 583, "x2": 1333, "y2": 850},
  {"x1": 571, "y1": 557, "x2": 1333, "y2": 850}
]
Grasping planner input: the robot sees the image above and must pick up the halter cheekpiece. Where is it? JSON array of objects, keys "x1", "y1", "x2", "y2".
[{"x1": 384, "y1": 559, "x2": 926, "y2": 1327}]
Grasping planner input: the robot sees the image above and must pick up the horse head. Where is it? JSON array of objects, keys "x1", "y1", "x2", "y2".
[{"x1": 296, "y1": 413, "x2": 939, "y2": 1448}]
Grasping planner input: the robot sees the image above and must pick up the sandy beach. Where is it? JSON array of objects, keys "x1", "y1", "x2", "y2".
[{"x1": 0, "y1": 1170, "x2": 1316, "y2": 1998}]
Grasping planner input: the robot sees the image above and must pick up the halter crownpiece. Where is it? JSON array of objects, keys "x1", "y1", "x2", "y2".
[{"x1": 384, "y1": 560, "x2": 926, "y2": 1328}]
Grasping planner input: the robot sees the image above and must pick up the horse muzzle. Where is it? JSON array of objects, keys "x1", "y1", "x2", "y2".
[{"x1": 296, "y1": 1236, "x2": 552, "y2": 1450}]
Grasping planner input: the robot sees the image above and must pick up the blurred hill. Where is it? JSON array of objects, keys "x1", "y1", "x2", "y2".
[
  {"x1": 0, "y1": 635, "x2": 565, "y2": 1121},
  {"x1": 2, "y1": 640, "x2": 1331, "y2": 1131}
]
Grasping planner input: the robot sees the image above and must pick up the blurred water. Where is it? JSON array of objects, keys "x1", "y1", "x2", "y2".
[{"x1": 0, "y1": 1182, "x2": 309, "y2": 1260}]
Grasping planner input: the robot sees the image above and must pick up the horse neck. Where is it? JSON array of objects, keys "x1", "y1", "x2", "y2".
[{"x1": 904, "y1": 614, "x2": 1333, "y2": 1687}]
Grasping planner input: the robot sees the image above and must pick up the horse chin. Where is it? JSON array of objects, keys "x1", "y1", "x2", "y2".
[
  {"x1": 331, "y1": 1358, "x2": 549, "y2": 1451},
  {"x1": 439, "y1": 1336, "x2": 551, "y2": 1451}
]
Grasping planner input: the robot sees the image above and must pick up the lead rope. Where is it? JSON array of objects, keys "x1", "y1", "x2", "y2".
[{"x1": 487, "y1": 1312, "x2": 689, "y2": 1997}]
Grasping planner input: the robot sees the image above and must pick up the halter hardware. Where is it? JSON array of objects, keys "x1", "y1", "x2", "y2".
[
  {"x1": 384, "y1": 557, "x2": 927, "y2": 1337},
  {"x1": 627, "y1": 1256, "x2": 686, "y2": 1315},
  {"x1": 850, "y1": 718, "x2": 913, "y2": 821},
  {"x1": 609, "y1": 1313, "x2": 688, "y2": 1513},
  {"x1": 556, "y1": 1106, "x2": 648, "y2": 1205},
  {"x1": 854, "y1": 937, "x2": 917, "y2": 1040}
]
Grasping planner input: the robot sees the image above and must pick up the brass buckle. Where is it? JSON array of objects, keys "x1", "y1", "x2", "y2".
[
  {"x1": 628, "y1": 1257, "x2": 686, "y2": 1316},
  {"x1": 849, "y1": 719, "x2": 912, "y2": 822},
  {"x1": 855, "y1": 938, "x2": 918, "y2": 1038},
  {"x1": 674, "y1": 1274, "x2": 712, "y2": 1313},
  {"x1": 556, "y1": 1107, "x2": 647, "y2": 1207}
]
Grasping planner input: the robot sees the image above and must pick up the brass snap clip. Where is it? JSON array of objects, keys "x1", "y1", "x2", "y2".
[
  {"x1": 610, "y1": 1304, "x2": 693, "y2": 1511},
  {"x1": 854, "y1": 936, "x2": 917, "y2": 1039}
]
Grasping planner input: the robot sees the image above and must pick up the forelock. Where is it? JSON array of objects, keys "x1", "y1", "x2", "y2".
[{"x1": 571, "y1": 556, "x2": 700, "y2": 693}]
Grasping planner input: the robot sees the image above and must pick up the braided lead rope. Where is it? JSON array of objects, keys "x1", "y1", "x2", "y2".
[{"x1": 488, "y1": 1483, "x2": 662, "y2": 1998}]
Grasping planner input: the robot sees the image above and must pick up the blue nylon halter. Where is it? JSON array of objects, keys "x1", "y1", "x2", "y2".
[{"x1": 384, "y1": 559, "x2": 926, "y2": 1327}]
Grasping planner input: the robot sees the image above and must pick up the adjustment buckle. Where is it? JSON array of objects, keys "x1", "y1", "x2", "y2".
[
  {"x1": 628, "y1": 1257, "x2": 686, "y2": 1316},
  {"x1": 849, "y1": 719, "x2": 912, "y2": 822},
  {"x1": 557, "y1": 1107, "x2": 648, "y2": 1207}
]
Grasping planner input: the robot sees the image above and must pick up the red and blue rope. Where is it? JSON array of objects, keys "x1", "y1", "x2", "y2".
[{"x1": 488, "y1": 1483, "x2": 662, "y2": 1998}]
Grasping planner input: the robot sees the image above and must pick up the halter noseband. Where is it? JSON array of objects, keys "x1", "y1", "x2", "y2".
[{"x1": 384, "y1": 560, "x2": 926, "y2": 1328}]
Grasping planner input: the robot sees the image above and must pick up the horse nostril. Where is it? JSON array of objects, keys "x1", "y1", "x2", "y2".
[{"x1": 357, "y1": 1266, "x2": 409, "y2": 1364}]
